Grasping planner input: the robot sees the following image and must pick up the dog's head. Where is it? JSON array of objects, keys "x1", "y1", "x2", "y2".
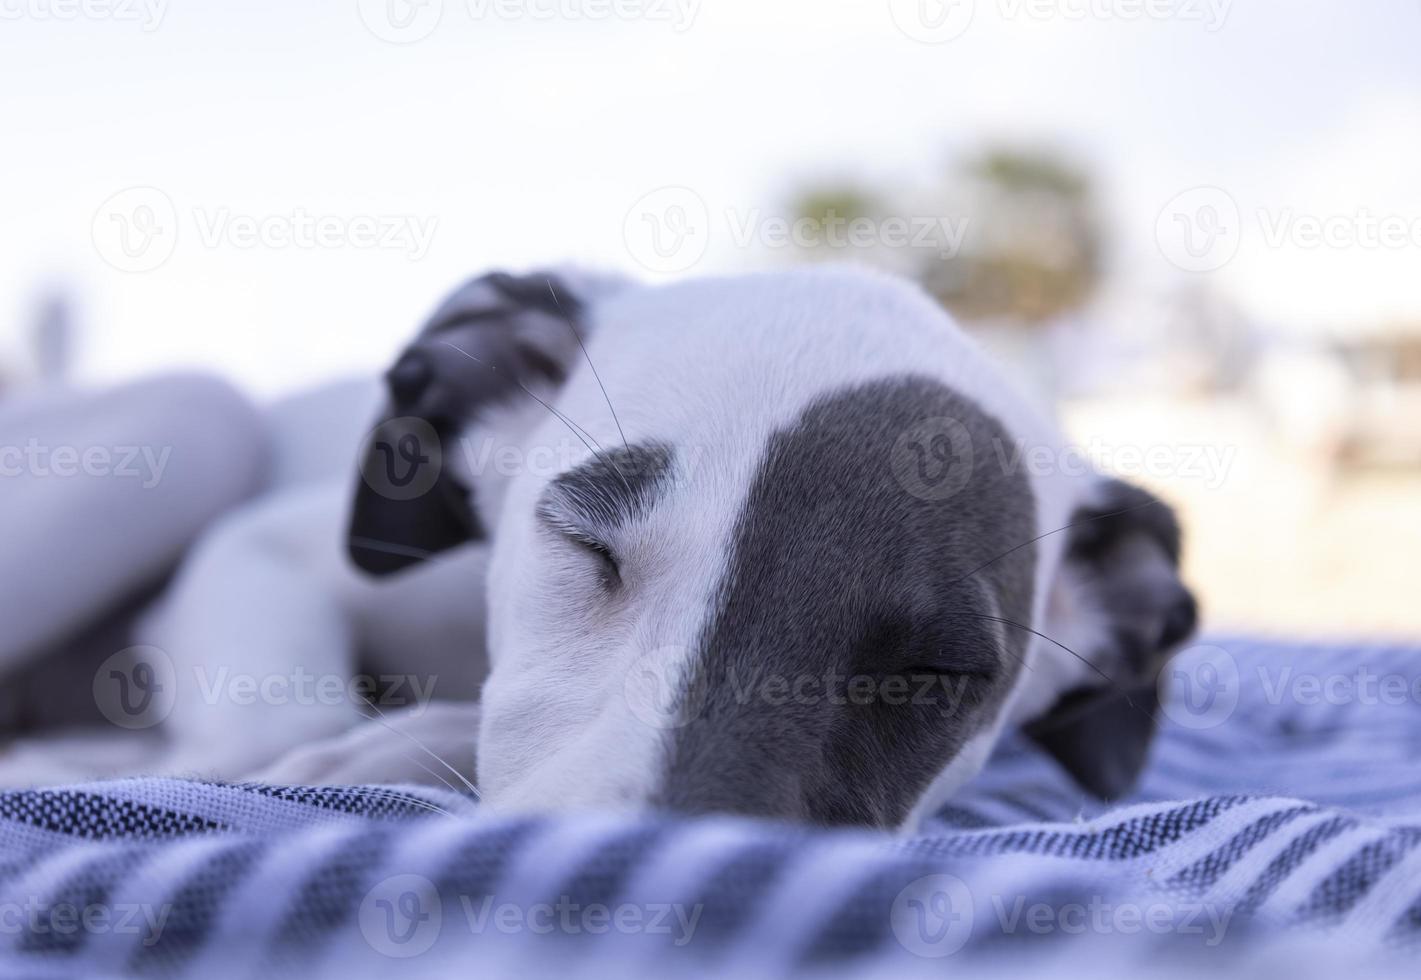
[{"x1": 349, "y1": 267, "x2": 1196, "y2": 829}]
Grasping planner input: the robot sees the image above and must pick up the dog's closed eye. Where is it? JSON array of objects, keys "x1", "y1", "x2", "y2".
[
  {"x1": 854, "y1": 611, "x2": 1004, "y2": 684},
  {"x1": 537, "y1": 507, "x2": 622, "y2": 586},
  {"x1": 533, "y1": 441, "x2": 676, "y2": 587}
]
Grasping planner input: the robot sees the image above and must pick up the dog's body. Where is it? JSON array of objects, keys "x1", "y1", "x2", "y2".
[{"x1": 0, "y1": 266, "x2": 1195, "y2": 831}]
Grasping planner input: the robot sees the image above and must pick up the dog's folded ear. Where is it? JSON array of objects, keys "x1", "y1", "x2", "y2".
[
  {"x1": 347, "y1": 270, "x2": 623, "y2": 575},
  {"x1": 1025, "y1": 479, "x2": 1198, "y2": 800}
]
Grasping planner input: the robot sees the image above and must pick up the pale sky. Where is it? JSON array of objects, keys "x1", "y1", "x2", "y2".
[{"x1": 2, "y1": 0, "x2": 1418, "y2": 395}]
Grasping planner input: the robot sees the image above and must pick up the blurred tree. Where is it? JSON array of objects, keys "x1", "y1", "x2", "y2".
[
  {"x1": 790, "y1": 187, "x2": 879, "y2": 234},
  {"x1": 927, "y1": 147, "x2": 1103, "y2": 323},
  {"x1": 788, "y1": 146, "x2": 1105, "y2": 326}
]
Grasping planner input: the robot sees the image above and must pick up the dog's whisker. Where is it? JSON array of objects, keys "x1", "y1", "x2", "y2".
[
  {"x1": 345, "y1": 728, "x2": 464, "y2": 800},
  {"x1": 437, "y1": 340, "x2": 603, "y2": 455},
  {"x1": 546, "y1": 277, "x2": 630, "y2": 454},
  {"x1": 357, "y1": 698, "x2": 482, "y2": 800},
  {"x1": 969, "y1": 613, "x2": 1164, "y2": 728},
  {"x1": 438, "y1": 339, "x2": 638, "y2": 502},
  {"x1": 948, "y1": 498, "x2": 1168, "y2": 591}
]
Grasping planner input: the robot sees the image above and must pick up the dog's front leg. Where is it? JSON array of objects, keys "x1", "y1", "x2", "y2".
[
  {"x1": 249, "y1": 701, "x2": 480, "y2": 793},
  {"x1": 132, "y1": 485, "x2": 365, "y2": 780}
]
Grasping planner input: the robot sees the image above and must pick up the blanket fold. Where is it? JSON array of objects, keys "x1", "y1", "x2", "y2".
[{"x1": 1, "y1": 636, "x2": 1418, "y2": 978}]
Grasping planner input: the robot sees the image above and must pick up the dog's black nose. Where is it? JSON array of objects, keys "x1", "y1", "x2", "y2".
[
  {"x1": 1160, "y1": 588, "x2": 1198, "y2": 650},
  {"x1": 385, "y1": 351, "x2": 432, "y2": 408}
]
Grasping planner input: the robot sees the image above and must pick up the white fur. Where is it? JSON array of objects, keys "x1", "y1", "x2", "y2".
[
  {"x1": 1, "y1": 266, "x2": 1112, "y2": 831},
  {"x1": 476, "y1": 266, "x2": 1096, "y2": 821}
]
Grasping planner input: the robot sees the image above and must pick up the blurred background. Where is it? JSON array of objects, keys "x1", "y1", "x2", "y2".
[{"x1": 1, "y1": 0, "x2": 1418, "y2": 637}]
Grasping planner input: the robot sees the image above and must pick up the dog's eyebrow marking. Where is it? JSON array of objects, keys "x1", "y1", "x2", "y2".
[{"x1": 537, "y1": 441, "x2": 675, "y2": 534}]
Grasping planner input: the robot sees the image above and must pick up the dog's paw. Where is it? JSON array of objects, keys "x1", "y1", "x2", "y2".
[
  {"x1": 0, "y1": 731, "x2": 169, "y2": 788},
  {"x1": 248, "y1": 702, "x2": 480, "y2": 792}
]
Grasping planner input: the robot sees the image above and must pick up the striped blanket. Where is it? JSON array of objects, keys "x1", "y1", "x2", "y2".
[{"x1": 1, "y1": 635, "x2": 1418, "y2": 978}]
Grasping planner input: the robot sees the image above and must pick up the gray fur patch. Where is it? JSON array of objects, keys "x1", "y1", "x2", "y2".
[
  {"x1": 659, "y1": 376, "x2": 1037, "y2": 828},
  {"x1": 536, "y1": 442, "x2": 675, "y2": 537}
]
